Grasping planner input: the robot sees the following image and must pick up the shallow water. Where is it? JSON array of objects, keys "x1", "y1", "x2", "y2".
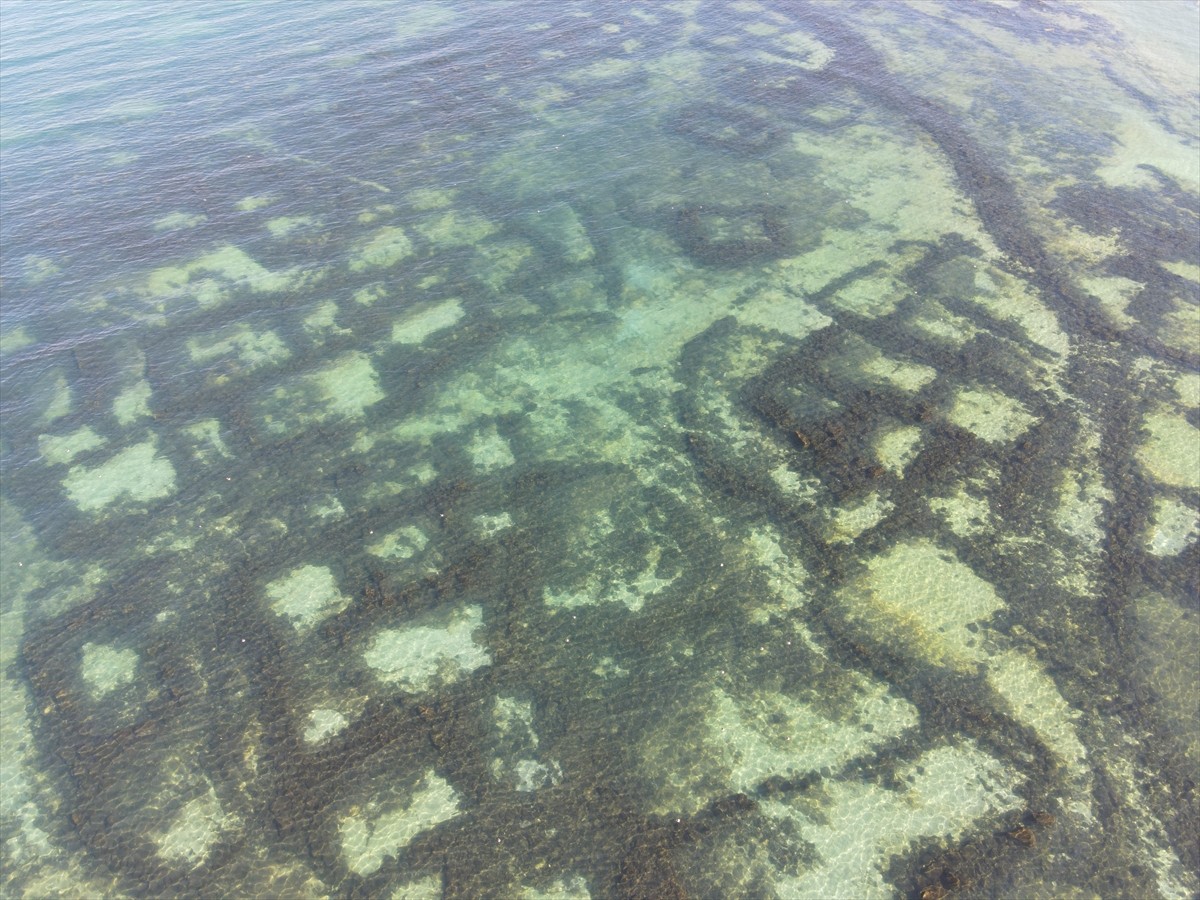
[{"x1": 1, "y1": 2, "x2": 1198, "y2": 897}]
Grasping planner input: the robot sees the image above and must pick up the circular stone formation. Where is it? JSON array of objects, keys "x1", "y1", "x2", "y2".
[
  {"x1": 667, "y1": 102, "x2": 785, "y2": 154},
  {"x1": 673, "y1": 203, "x2": 794, "y2": 266}
]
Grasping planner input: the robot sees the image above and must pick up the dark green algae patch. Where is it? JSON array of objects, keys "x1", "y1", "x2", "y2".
[{"x1": 2, "y1": 1, "x2": 1198, "y2": 898}]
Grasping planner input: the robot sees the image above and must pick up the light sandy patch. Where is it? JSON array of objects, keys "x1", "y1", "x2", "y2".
[
  {"x1": 187, "y1": 326, "x2": 291, "y2": 370},
  {"x1": 1145, "y1": 497, "x2": 1199, "y2": 556},
  {"x1": 367, "y1": 526, "x2": 428, "y2": 560},
  {"x1": 80, "y1": 643, "x2": 138, "y2": 698},
  {"x1": 860, "y1": 349, "x2": 937, "y2": 392},
  {"x1": 544, "y1": 545, "x2": 676, "y2": 613},
  {"x1": 1173, "y1": 371, "x2": 1200, "y2": 408},
  {"x1": 266, "y1": 215, "x2": 316, "y2": 238},
  {"x1": 1080, "y1": 274, "x2": 1141, "y2": 326},
  {"x1": 182, "y1": 419, "x2": 231, "y2": 462},
  {"x1": 154, "y1": 787, "x2": 230, "y2": 866},
  {"x1": 874, "y1": 425, "x2": 922, "y2": 475},
  {"x1": 39, "y1": 426, "x2": 106, "y2": 466},
  {"x1": 468, "y1": 426, "x2": 515, "y2": 471},
  {"x1": 113, "y1": 379, "x2": 153, "y2": 425},
  {"x1": 1161, "y1": 260, "x2": 1200, "y2": 283},
  {"x1": 519, "y1": 874, "x2": 592, "y2": 899},
  {"x1": 303, "y1": 299, "x2": 351, "y2": 337},
  {"x1": 414, "y1": 209, "x2": 498, "y2": 248},
  {"x1": 1137, "y1": 410, "x2": 1200, "y2": 489},
  {"x1": 837, "y1": 540, "x2": 1004, "y2": 673},
  {"x1": 825, "y1": 274, "x2": 909, "y2": 318},
  {"x1": 565, "y1": 58, "x2": 639, "y2": 81},
  {"x1": 391, "y1": 299, "x2": 463, "y2": 344},
  {"x1": 304, "y1": 708, "x2": 349, "y2": 745},
  {"x1": 349, "y1": 226, "x2": 414, "y2": 272},
  {"x1": 144, "y1": 245, "x2": 295, "y2": 310},
  {"x1": 768, "y1": 742, "x2": 1021, "y2": 898},
  {"x1": 266, "y1": 565, "x2": 350, "y2": 633},
  {"x1": 235, "y1": 195, "x2": 272, "y2": 211},
  {"x1": 947, "y1": 387, "x2": 1036, "y2": 443},
  {"x1": 153, "y1": 211, "x2": 205, "y2": 232},
  {"x1": 364, "y1": 605, "x2": 490, "y2": 693},
  {"x1": 825, "y1": 493, "x2": 893, "y2": 544},
  {"x1": 316, "y1": 352, "x2": 385, "y2": 419},
  {"x1": 475, "y1": 512, "x2": 513, "y2": 537},
  {"x1": 737, "y1": 287, "x2": 831, "y2": 340},
  {"x1": 340, "y1": 772, "x2": 461, "y2": 877},
  {"x1": 63, "y1": 439, "x2": 176, "y2": 511}
]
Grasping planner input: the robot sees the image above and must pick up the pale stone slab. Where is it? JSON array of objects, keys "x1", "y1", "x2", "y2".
[
  {"x1": 39, "y1": 427, "x2": 106, "y2": 466},
  {"x1": 1137, "y1": 411, "x2": 1200, "y2": 489},
  {"x1": 113, "y1": 380, "x2": 153, "y2": 426},
  {"x1": 837, "y1": 540, "x2": 1004, "y2": 673},
  {"x1": 391, "y1": 299, "x2": 464, "y2": 344},
  {"x1": 154, "y1": 788, "x2": 227, "y2": 866},
  {"x1": 340, "y1": 772, "x2": 461, "y2": 876},
  {"x1": 947, "y1": 387, "x2": 1036, "y2": 443},
  {"x1": 304, "y1": 708, "x2": 349, "y2": 745},
  {"x1": 80, "y1": 643, "x2": 137, "y2": 698},
  {"x1": 364, "y1": 605, "x2": 490, "y2": 693},
  {"x1": 63, "y1": 439, "x2": 176, "y2": 511},
  {"x1": 266, "y1": 565, "x2": 350, "y2": 634},
  {"x1": 350, "y1": 226, "x2": 413, "y2": 272},
  {"x1": 1145, "y1": 497, "x2": 1199, "y2": 556}
]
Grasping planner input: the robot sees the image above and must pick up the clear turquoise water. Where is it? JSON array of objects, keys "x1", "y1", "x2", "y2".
[{"x1": 2, "y1": 2, "x2": 1198, "y2": 898}]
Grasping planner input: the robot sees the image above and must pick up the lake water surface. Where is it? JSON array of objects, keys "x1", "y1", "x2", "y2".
[{"x1": 1, "y1": 2, "x2": 1198, "y2": 897}]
